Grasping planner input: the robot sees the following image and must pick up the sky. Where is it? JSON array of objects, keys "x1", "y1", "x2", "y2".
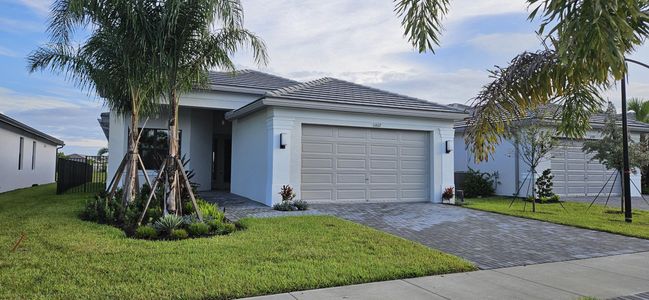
[{"x1": 1, "y1": 0, "x2": 649, "y2": 155}]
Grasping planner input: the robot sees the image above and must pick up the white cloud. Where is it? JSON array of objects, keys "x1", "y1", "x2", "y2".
[
  {"x1": 0, "y1": 17, "x2": 43, "y2": 33},
  {"x1": 0, "y1": 45, "x2": 18, "y2": 57},
  {"x1": 17, "y1": 0, "x2": 51, "y2": 15},
  {"x1": 446, "y1": 0, "x2": 528, "y2": 22},
  {"x1": 0, "y1": 87, "x2": 83, "y2": 113}
]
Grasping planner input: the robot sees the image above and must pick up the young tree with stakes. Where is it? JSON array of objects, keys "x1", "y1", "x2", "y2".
[
  {"x1": 582, "y1": 102, "x2": 649, "y2": 211},
  {"x1": 509, "y1": 117, "x2": 558, "y2": 212}
]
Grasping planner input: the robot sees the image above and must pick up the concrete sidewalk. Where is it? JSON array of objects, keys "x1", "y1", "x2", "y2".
[{"x1": 241, "y1": 251, "x2": 649, "y2": 300}]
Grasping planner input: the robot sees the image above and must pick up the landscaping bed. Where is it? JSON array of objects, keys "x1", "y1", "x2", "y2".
[
  {"x1": 0, "y1": 185, "x2": 475, "y2": 299},
  {"x1": 464, "y1": 198, "x2": 649, "y2": 240}
]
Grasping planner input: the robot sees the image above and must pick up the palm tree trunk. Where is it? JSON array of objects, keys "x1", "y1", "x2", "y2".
[
  {"x1": 124, "y1": 109, "x2": 139, "y2": 205},
  {"x1": 166, "y1": 87, "x2": 180, "y2": 214}
]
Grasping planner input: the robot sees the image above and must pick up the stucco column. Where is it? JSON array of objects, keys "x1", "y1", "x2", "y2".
[
  {"x1": 265, "y1": 114, "x2": 295, "y2": 206},
  {"x1": 439, "y1": 127, "x2": 455, "y2": 202}
]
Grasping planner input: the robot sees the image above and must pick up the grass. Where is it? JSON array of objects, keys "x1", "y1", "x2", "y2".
[
  {"x1": 0, "y1": 185, "x2": 474, "y2": 299},
  {"x1": 464, "y1": 197, "x2": 649, "y2": 239}
]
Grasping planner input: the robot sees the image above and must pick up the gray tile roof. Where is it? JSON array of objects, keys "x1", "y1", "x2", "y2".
[
  {"x1": 266, "y1": 77, "x2": 463, "y2": 113},
  {"x1": 207, "y1": 69, "x2": 299, "y2": 91},
  {"x1": 0, "y1": 113, "x2": 64, "y2": 145}
]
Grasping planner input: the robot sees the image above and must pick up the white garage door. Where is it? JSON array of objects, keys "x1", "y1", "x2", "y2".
[
  {"x1": 551, "y1": 141, "x2": 621, "y2": 196},
  {"x1": 301, "y1": 124, "x2": 429, "y2": 203}
]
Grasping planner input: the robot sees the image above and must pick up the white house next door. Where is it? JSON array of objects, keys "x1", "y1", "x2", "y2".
[{"x1": 300, "y1": 124, "x2": 429, "y2": 203}]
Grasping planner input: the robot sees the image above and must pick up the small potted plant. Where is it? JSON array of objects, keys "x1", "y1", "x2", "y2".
[{"x1": 442, "y1": 186, "x2": 455, "y2": 204}]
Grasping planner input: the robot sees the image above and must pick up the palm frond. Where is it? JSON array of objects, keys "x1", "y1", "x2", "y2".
[{"x1": 394, "y1": 0, "x2": 450, "y2": 53}]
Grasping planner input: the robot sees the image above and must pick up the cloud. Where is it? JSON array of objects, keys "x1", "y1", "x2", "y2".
[
  {"x1": 0, "y1": 45, "x2": 18, "y2": 57},
  {"x1": 0, "y1": 17, "x2": 43, "y2": 33},
  {"x1": 0, "y1": 87, "x2": 83, "y2": 113},
  {"x1": 17, "y1": 0, "x2": 51, "y2": 15}
]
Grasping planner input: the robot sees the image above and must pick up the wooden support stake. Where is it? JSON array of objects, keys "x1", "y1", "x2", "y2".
[
  {"x1": 105, "y1": 154, "x2": 127, "y2": 194},
  {"x1": 108, "y1": 154, "x2": 129, "y2": 200},
  {"x1": 176, "y1": 157, "x2": 202, "y2": 221},
  {"x1": 137, "y1": 160, "x2": 167, "y2": 226},
  {"x1": 137, "y1": 154, "x2": 153, "y2": 189}
]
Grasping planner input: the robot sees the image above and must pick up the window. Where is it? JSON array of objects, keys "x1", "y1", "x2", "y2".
[
  {"x1": 18, "y1": 137, "x2": 24, "y2": 170},
  {"x1": 138, "y1": 128, "x2": 182, "y2": 169},
  {"x1": 32, "y1": 141, "x2": 36, "y2": 170}
]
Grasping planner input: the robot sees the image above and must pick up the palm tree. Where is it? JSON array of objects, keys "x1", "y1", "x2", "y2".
[
  {"x1": 29, "y1": 0, "x2": 162, "y2": 204},
  {"x1": 628, "y1": 98, "x2": 649, "y2": 123},
  {"x1": 394, "y1": 0, "x2": 649, "y2": 160},
  {"x1": 155, "y1": 0, "x2": 268, "y2": 213}
]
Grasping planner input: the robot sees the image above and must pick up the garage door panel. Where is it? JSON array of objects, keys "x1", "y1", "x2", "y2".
[
  {"x1": 370, "y1": 159, "x2": 397, "y2": 170},
  {"x1": 337, "y1": 174, "x2": 366, "y2": 184},
  {"x1": 302, "y1": 124, "x2": 429, "y2": 203},
  {"x1": 551, "y1": 142, "x2": 621, "y2": 196},
  {"x1": 337, "y1": 189, "x2": 366, "y2": 201},
  {"x1": 302, "y1": 174, "x2": 333, "y2": 184},
  {"x1": 302, "y1": 158, "x2": 333, "y2": 169},
  {"x1": 301, "y1": 190, "x2": 333, "y2": 200},
  {"x1": 371, "y1": 145, "x2": 398, "y2": 156},
  {"x1": 303, "y1": 143, "x2": 333, "y2": 154},
  {"x1": 401, "y1": 147, "x2": 427, "y2": 157}
]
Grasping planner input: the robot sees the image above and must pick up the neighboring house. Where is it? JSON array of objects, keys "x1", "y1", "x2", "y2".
[
  {"x1": 106, "y1": 70, "x2": 466, "y2": 206},
  {"x1": 454, "y1": 106, "x2": 649, "y2": 197},
  {"x1": 66, "y1": 153, "x2": 86, "y2": 160},
  {"x1": 0, "y1": 113, "x2": 64, "y2": 193}
]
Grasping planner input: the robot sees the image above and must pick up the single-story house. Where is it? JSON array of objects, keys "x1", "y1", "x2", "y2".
[
  {"x1": 452, "y1": 104, "x2": 649, "y2": 197},
  {"x1": 106, "y1": 70, "x2": 466, "y2": 206},
  {"x1": 0, "y1": 113, "x2": 64, "y2": 193}
]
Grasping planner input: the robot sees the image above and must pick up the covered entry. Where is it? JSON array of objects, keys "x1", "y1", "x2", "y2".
[{"x1": 300, "y1": 124, "x2": 430, "y2": 203}]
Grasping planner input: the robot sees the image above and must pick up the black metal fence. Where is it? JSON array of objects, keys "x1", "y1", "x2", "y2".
[{"x1": 56, "y1": 155, "x2": 108, "y2": 194}]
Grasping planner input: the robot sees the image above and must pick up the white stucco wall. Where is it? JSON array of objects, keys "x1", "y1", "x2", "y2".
[
  {"x1": 231, "y1": 105, "x2": 458, "y2": 206},
  {"x1": 0, "y1": 125, "x2": 58, "y2": 193},
  {"x1": 230, "y1": 109, "x2": 269, "y2": 203},
  {"x1": 454, "y1": 128, "x2": 643, "y2": 197}
]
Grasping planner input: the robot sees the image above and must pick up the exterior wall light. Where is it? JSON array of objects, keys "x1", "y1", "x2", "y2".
[{"x1": 280, "y1": 133, "x2": 288, "y2": 149}]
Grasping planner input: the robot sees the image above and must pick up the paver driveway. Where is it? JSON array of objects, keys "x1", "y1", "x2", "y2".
[{"x1": 310, "y1": 202, "x2": 649, "y2": 269}]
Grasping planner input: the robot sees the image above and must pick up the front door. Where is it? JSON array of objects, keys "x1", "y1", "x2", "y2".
[{"x1": 212, "y1": 135, "x2": 232, "y2": 191}]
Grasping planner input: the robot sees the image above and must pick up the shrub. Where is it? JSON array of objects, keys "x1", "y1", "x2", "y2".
[
  {"x1": 535, "y1": 169, "x2": 555, "y2": 198},
  {"x1": 273, "y1": 201, "x2": 294, "y2": 211},
  {"x1": 293, "y1": 200, "x2": 309, "y2": 211},
  {"x1": 442, "y1": 187, "x2": 454, "y2": 201},
  {"x1": 153, "y1": 215, "x2": 184, "y2": 235},
  {"x1": 206, "y1": 219, "x2": 223, "y2": 232},
  {"x1": 187, "y1": 222, "x2": 210, "y2": 237},
  {"x1": 170, "y1": 229, "x2": 188, "y2": 240},
  {"x1": 197, "y1": 199, "x2": 224, "y2": 221},
  {"x1": 220, "y1": 223, "x2": 236, "y2": 235},
  {"x1": 134, "y1": 225, "x2": 158, "y2": 240},
  {"x1": 462, "y1": 168, "x2": 496, "y2": 198}
]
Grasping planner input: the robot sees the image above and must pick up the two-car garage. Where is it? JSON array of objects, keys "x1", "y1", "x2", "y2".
[{"x1": 300, "y1": 124, "x2": 430, "y2": 203}]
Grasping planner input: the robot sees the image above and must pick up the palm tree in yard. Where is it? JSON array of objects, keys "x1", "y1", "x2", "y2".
[
  {"x1": 155, "y1": 0, "x2": 268, "y2": 214},
  {"x1": 394, "y1": 0, "x2": 649, "y2": 161},
  {"x1": 29, "y1": 0, "x2": 162, "y2": 204},
  {"x1": 628, "y1": 98, "x2": 649, "y2": 123}
]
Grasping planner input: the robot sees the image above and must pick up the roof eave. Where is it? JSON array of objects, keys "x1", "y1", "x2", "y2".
[
  {"x1": 226, "y1": 97, "x2": 468, "y2": 121},
  {"x1": 0, "y1": 115, "x2": 65, "y2": 146}
]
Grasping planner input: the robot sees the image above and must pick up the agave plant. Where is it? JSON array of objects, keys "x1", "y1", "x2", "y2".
[{"x1": 153, "y1": 214, "x2": 183, "y2": 235}]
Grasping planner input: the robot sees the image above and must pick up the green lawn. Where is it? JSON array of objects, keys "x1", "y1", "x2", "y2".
[
  {"x1": 464, "y1": 198, "x2": 649, "y2": 239},
  {"x1": 0, "y1": 185, "x2": 474, "y2": 299}
]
